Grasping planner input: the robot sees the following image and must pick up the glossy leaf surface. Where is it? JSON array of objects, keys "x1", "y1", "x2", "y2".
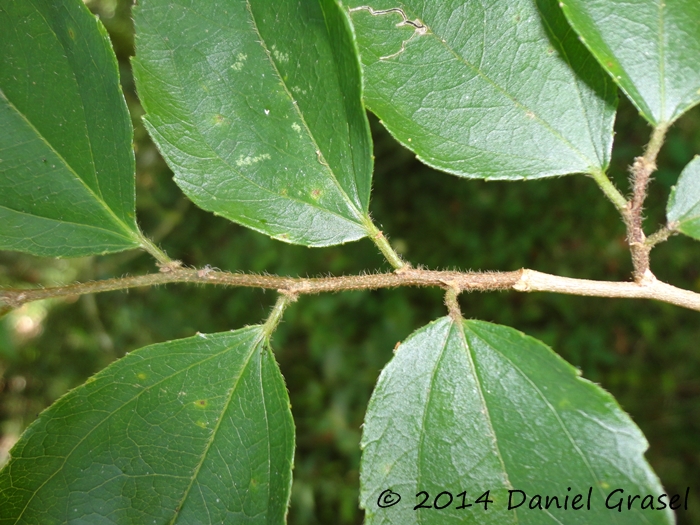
[
  {"x1": 560, "y1": 0, "x2": 700, "y2": 125},
  {"x1": 361, "y1": 317, "x2": 672, "y2": 524},
  {"x1": 0, "y1": 327, "x2": 294, "y2": 524},
  {"x1": 133, "y1": 0, "x2": 374, "y2": 246},
  {"x1": 0, "y1": 0, "x2": 140, "y2": 257},
  {"x1": 346, "y1": 0, "x2": 617, "y2": 180},
  {"x1": 668, "y1": 155, "x2": 700, "y2": 240}
]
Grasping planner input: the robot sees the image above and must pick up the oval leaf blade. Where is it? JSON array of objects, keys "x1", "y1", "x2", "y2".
[
  {"x1": 132, "y1": 0, "x2": 374, "y2": 247},
  {"x1": 346, "y1": 0, "x2": 617, "y2": 180},
  {"x1": 668, "y1": 155, "x2": 700, "y2": 240},
  {"x1": 0, "y1": 327, "x2": 294, "y2": 524},
  {"x1": 560, "y1": 0, "x2": 700, "y2": 125},
  {"x1": 361, "y1": 317, "x2": 673, "y2": 524},
  {"x1": 0, "y1": 0, "x2": 141, "y2": 257}
]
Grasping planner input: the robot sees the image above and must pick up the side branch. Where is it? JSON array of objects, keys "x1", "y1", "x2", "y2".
[
  {"x1": 625, "y1": 124, "x2": 668, "y2": 280},
  {"x1": 2, "y1": 267, "x2": 700, "y2": 312}
]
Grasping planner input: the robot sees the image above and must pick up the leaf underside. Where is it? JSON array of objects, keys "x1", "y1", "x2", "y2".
[
  {"x1": 346, "y1": 0, "x2": 617, "y2": 180},
  {"x1": 668, "y1": 155, "x2": 700, "y2": 240},
  {"x1": 0, "y1": 327, "x2": 294, "y2": 525},
  {"x1": 0, "y1": 0, "x2": 140, "y2": 257},
  {"x1": 560, "y1": 0, "x2": 700, "y2": 126},
  {"x1": 133, "y1": 0, "x2": 375, "y2": 247},
  {"x1": 361, "y1": 317, "x2": 673, "y2": 525}
]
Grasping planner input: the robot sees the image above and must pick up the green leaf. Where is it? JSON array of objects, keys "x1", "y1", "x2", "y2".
[
  {"x1": 132, "y1": 0, "x2": 374, "y2": 247},
  {"x1": 560, "y1": 0, "x2": 700, "y2": 126},
  {"x1": 668, "y1": 155, "x2": 700, "y2": 240},
  {"x1": 361, "y1": 317, "x2": 673, "y2": 525},
  {"x1": 0, "y1": 0, "x2": 141, "y2": 257},
  {"x1": 0, "y1": 327, "x2": 294, "y2": 524},
  {"x1": 346, "y1": 0, "x2": 617, "y2": 180}
]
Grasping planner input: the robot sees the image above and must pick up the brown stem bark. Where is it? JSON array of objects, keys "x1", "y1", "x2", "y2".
[{"x1": 3, "y1": 266, "x2": 700, "y2": 313}]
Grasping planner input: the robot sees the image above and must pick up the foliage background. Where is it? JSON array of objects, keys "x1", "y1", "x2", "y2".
[{"x1": 0, "y1": 1, "x2": 698, "y2": 523}]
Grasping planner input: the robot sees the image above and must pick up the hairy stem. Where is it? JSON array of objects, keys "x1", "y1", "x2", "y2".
[
  {"x1": 645, "y1": 225, "x2": 675, "y2": 247},
  {"x1": 3, "y1": 266, "x2": 700, "y2": 313},
  {"x1": 138, "y1": 233, "x2": 173, "y2": 266},
  {"x1": 589, "y1": 168, "x2": 628, "y2": 214},
  {"x1": 625, "y1": 123, "x2": 669, "y2": 280},
  {"x1": 444, "y1": 287, "x2": 462, "y2": 320},
  {"x1": 262, "y1": 294, "x2": 294, "y2": 339},
  {"x1": 363, "y1": 218, "x2": 407, "y2": 270}
]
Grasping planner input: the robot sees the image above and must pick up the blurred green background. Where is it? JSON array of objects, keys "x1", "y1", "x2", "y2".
[{"x1": 1, "y1": 1, "x2": 699, "y2": 523}]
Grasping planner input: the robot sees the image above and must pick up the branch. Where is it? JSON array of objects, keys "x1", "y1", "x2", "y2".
[
  {"x1": 625, "y1": 124, "x2": 668, "y2": 280},
  {"x1": 590, "y1": 125, "x2": 672, "y2": 283},
  {"x1": 514, "y1": 269, "x2": 700, "y2": 310},
  {"x1": 2, "y1": 266, "x2": 699, "y2": 312}
]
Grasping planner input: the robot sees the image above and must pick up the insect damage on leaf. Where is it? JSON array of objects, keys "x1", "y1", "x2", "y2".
[{"x1": 348, "y1": 6, "x2": 428, "y2": 60}]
